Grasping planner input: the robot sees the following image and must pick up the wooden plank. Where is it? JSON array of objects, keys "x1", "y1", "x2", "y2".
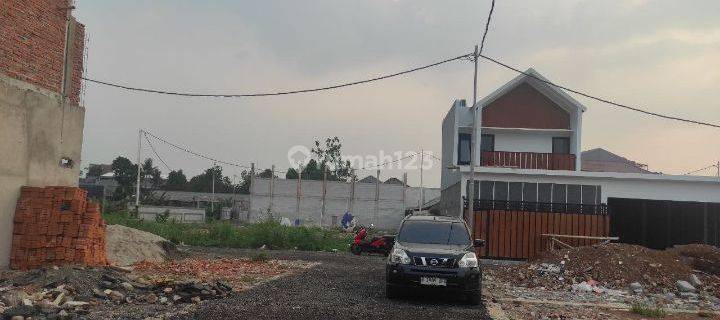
[
  {"x1": 509, "y1": 211, "x2": 516, "y2": 259},
  {"x1": 584, "y1": 214, "x2": 593, "y2": 246},
  {"x1": 489, "y1": 211, "x2": 496, "y2": 257},
  {"x1": 524, "y1": 212, "x2": 531, "y2": 259},
  {"x1": 578, "y1": 214, "x2": 586, "y2": 247},
  {"x1": 527, "y1": 212, "x2": 535, "y2": 259},
  {"x1": 496, "y1": 211, "x2": 504, "y2": 258},
  {"x1": 559, "y1": 214, "x2": 566, "y2": 246},
  {"x1": 539, "y1": 212, "x2": 548, "y2": 256}
]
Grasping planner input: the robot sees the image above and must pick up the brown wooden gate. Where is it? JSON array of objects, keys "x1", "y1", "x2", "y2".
[{"x1": 470, "y1": 201, "x2": 610, "y2": 259}]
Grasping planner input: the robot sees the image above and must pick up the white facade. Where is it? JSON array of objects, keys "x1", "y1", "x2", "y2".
[{"x1": 439, "y1": 69, "x2": 720, "y2": 218}]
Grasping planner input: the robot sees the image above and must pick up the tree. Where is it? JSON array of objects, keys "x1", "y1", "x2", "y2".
[
  {"x1": 258, "y1": 168, "x2": 276, "y2": 179},
  {"x1": 141, "y1": 158, "x2": 162, "y2": 189},
  {"x1": 111, "y1": 156, "x2": 137, "y2": 199},
  {"x1": 87, "y1": 164, "x2": 105, "y2": 177},
  {"x1": 309, "y1": 137, "x2": 352, "y2": 181},
  {"x1": 164, "y1": 170, "x2": 188, "y2": 191},
  {"x1": 187, "y1": 165, "x2": 234, "y2": 193},
  {"x1": 285, "y1": 168, "x2": 298, "y2": 179}
]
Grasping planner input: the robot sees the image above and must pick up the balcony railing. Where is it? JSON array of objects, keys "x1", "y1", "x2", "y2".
[{"x1": 481, "y1": 151, "x2": 576, "y2": 171}]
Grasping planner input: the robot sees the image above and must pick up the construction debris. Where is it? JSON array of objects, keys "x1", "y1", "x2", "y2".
[
  {"x1": 485, "y1": 243, "x2": 720, "y2": 319},
  {"x1": 0, "y1": 254, "x2": 315, "y2": 319},
  {"x1": 489, "y1": 243, "x2": 720, "y2": 294},
  {"x1": 10, "y1": 186, "x2": 108, "y2": 270}
]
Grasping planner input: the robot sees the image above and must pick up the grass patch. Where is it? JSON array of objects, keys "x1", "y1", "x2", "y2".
[
  {"x1": 103, "y1": 211, "x2": 353, "y2": 252},
  {"x1": 630, "y1": 303, "x2": 666, "y2": 318}
]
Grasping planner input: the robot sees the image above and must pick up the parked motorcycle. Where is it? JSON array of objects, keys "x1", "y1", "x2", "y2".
[{"x1": 350, "y1": 225, "x2": 395, "y2": 256}]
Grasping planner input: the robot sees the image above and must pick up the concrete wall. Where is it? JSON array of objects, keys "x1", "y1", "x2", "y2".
[
  {"x1": 138, "y1": 206, "x2": 205, "y2": 223},
  {"x1": 439, "y1": 181, "x2": 462, "y2": 217},
  {"x1": 0, "y1": 74, "x2": 85, "y2": 267},
  {"x1": 489, "y1": 129, "x2": 571, "y2": 154},
  {"x1": 248, "y1": 178, "x2": 440, "y2": 230}
]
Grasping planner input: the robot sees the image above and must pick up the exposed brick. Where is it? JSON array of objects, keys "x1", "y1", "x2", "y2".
[
  {"x1": 0, "y1": 0, "x2": 85, "y2": 105},
  {"x1": 10, "y1": 186, "x2": 108, "y2": 270}
]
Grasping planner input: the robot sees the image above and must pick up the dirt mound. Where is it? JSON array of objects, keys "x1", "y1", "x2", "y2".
[
  {"x1": 669, "y1": 244, "x2": 720, "y2": 275},
  {"x1": 491, "y1": 243, "x2": 720, "y2": 293},
  {"x1": 105, "y1": 225, "x2": 177, "y2": 266}
]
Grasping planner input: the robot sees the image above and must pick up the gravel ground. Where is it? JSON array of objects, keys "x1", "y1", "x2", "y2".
[{"x1": 172, "y1": 247, "x2": 491, "y2": 320}]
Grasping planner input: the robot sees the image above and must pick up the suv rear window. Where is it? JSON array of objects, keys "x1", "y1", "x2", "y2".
[{"x1": 396, "y1": 221, "x2": 470, "y2": 245}]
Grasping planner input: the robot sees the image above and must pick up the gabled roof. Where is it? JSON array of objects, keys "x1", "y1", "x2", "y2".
[
  {"x1": 474, "y1": 68, "x2": 587, "y2": 113},
  {"x1": 384, "y1": 177, "x2": 406, "y2": 186},
  {"x1": 358, "y1": 175, "x2": 379, "y2": 184},
  {"x1": 581, "y1": 148, "x2": 654, "y2": 174}
]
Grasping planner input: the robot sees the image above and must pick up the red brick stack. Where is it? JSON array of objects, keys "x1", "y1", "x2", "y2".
[{"x1": 10, "y1": 186, "x2": 108, "y2": 270}]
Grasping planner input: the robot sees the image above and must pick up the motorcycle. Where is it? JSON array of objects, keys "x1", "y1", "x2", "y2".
[{"x1": 350, "y1": 225, "x2": 395, "y2": 256}]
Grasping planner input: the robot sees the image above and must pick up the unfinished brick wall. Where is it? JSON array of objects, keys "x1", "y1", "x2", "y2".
[
  {"x1": 0, "y1": 0, "x2": 85, "y2": 105},
  {"x1": 11, "y1": 186, "x2": 108, "y2": 270}
]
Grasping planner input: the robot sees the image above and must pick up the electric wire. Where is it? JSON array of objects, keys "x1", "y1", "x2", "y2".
[
  {"x1": 477, "y1": 54, "x2": 720, "y2": 129},
  {"x1": 683, "y1": 163, "x2": 719, "y2": 175},
  {"x1": 142, "y1": 130, "x2": 250, "y2": 169},
  {"x1": 478, "y1": 0, "x2": 495, "y2": 55},
  {"x1": 82, "y1": 53, "x2": 472, "y2": 98},
  {"x1": 143, "y1": 132, "x2": 172, "y2": 171}
]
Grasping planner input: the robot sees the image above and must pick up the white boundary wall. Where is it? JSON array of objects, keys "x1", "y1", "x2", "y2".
[{"x1": 249, "y1": 178, "x2": 439, "y2": 230}]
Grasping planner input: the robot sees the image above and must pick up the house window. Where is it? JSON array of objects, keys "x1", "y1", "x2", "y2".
[
  {"x1": 458, "y1": 133, "x2": 471, "y2": 165},
  {"x1": 480, "y1": 134, "x2": 495, "y2": 152},
  {"x1": 552, "y1": 137, "x2": 570, "y2": 154}
]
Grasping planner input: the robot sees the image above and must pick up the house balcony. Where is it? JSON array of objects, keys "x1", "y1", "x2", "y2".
[{"x1": 480, "y1": 151, "x2": 576, "y2": 171}]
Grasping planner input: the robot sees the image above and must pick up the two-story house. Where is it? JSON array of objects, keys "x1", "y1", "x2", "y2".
[{"x1": 439, "y1": 69, "x2": 720, "y2": 259}]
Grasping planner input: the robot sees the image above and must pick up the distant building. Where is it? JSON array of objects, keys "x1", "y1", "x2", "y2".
[
  {"x1": 581, "y1": 148, "x2": 654, "y2": 174},
  {"x1": 384, "y1": 177, "x2": 406, "y2": 186},
  {"x1": 358, "y1": 175, "x2": 379, "y2": 184}
]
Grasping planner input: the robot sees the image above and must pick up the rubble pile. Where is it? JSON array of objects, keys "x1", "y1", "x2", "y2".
[
  {"x1": 11, "y1": 186, "x2": 108, "y2": 270},
  {"x1": 133, "y1": 258, "x2": 293, "y2": 290},
  {"x1": 0, "y1": 265, "x2": 233, "y2": 319},
  {"x1": 491, "y1": 243, "x2": 720, "y2": 294}
]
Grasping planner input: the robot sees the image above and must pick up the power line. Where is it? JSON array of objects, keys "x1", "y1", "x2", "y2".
[
  {"x1": 684, "y1": 163, "x2": 718, "y2": 175},
  {"x1": 82, "y1": 53, "x2": 472, "y2": 98},
  {"x1": 477, "y1": 54, "x2": 720, "y2": 129},
  {"x1": 143, "y1": 132, "x2": 171, "y2": 171},
  {"x1": 356, "y1": 152, "x2": 419, "y2": 171},
  {"x1": 479, "y1": 0, "x2": 495, "y2": 55},
  {"x1": 143, "y1": 130, "x2": 250, "y2": 169}
]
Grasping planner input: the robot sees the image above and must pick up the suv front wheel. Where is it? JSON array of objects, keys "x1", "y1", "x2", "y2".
[
  {"x1": 386, "y1": 284, "x2": 402, "y2": 299},
  {"x1": 467, "y1": 291, "x2": 481, "y2": 305}
]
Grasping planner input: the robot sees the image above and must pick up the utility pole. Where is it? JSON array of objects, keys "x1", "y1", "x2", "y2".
[
  {"x1": 297, "y1": 164, "x2": 303, "y2": 224},
  {"x1": 211, "y1": 162, "x2": 216, "y2": 213},
  {"x1": 402, "y1": 172, "x2": 408, "y2": 215},
  {"x1": 134, "y1": 129, "x2": 142, "y2": 212},
  {"x1": 321, "y1": 167, "x2": 327, "y2": 227},
  {"x1": 420, "y1": 148, "x2": 425, "y2": 211},
  {"x1": 248, "y1": 163, "x2": 255, "y2": 221},
  {"x1": 375, "y1": 169, "x2": 380, "y2": 225},
  {"x1": 468, "y1": 44, "x2": 480, "y2": 233}
]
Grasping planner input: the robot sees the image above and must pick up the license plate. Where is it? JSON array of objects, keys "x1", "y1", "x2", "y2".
[{"x1": 420, "y1": 276, "x2": 447, "y2": 286}]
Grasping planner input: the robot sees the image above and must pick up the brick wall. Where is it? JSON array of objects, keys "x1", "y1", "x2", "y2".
[{"x1": 0, "y1": 0, "x2": 85, "y2": 105}]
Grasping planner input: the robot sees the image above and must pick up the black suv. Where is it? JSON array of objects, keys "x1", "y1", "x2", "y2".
[{"x1": 385, "y1": 215, "x2": 484, "y2": 304}]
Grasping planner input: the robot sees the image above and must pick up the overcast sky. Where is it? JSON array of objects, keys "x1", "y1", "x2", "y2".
[{"x1": 75, "y1": 0, "x2": 720, "y2": 187}]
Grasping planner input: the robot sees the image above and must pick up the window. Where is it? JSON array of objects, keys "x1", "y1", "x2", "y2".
[
  {"x1": 480, "y1": 134, "x2": 495, "y2": 152},
  {"x1": 458, "y1": 133, "x2": 471, "y2": 165},
  {"x1": 552, "y1": 137, "x2": 571, "y2": 154},
  {"x1": 397, "y1": 221, "x2": 470, "y2": 245}
]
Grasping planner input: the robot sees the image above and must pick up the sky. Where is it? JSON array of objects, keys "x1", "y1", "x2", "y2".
[{"x1": 74, "y1": 0, "x2": 720, "y2": 187}]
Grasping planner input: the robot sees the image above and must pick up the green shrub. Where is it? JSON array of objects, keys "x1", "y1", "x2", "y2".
[
  {"x1": 631, "y1": 303, "x2": 666, "y2": 318},
  {"x1": 102, "y1": 212, "x2": 352, "y2": 252}
]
